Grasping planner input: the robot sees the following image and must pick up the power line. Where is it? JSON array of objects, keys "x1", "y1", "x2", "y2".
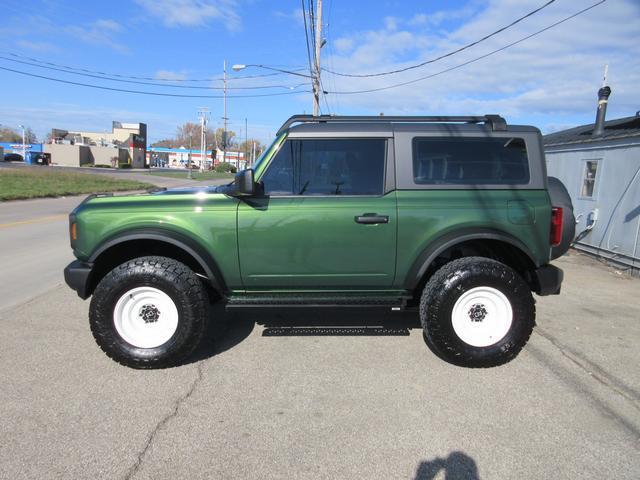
[
  {"x1": 309, "y1": 0, "x2": 318, "y2": 66},
  {"x1": 0, "y1": 55, "x2": 307, "y2": 91},
  {"x1": 301, "y1": 0, "x2": 315, "y2": 81},
  {"x1": 325, "y1": 0, "x2": 558, "y2": 78},
  {"x1": 0, "y1": 65, "x2": 305, "y2": 98},
  {"x1": 327, "y1": 0, "x2": 606, "y2": 95},
  {"x1": 0, "y1": 51, "x2": 306, "y2": 82}
]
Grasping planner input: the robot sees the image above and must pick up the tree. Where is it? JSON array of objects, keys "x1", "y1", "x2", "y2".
[
  {"x1": 24, "y1": 127, "x2": 37, "y2": 144},
  {"x1": 238, "y1": 138, "x2": 266, "y2": 165},
  {"x1": 150, "y1": 123, "x2": 242, "y2": 151},
  {"x1": 0, "y1": 126, "x2": 37, "y2": 143},
  {"x1": 214, "y1": 127, "x2": 236, "y2": 150},
  {"x1": 0, "y1": 127, "x2": 21, "y2": 143},
  {"x1": 151, "y1": 138, "x2": 176, "y2": 148},
  {"x1": 174, "y1": 122, "x2": 218, "y2": 149}
]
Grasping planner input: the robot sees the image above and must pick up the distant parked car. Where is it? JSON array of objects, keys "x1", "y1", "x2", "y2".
[
  {"x1": 31, "y1": 152, "x2": 51, "y2": 165},
  {"x1": 3, "y1": 153, "x2": 24, "y2": 162}
]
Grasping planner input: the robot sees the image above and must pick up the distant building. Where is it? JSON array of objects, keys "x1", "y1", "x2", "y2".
[
  {"x1": 147, "y1": 147, "x2": 246, "y2": 170},
  {"x1": 0, "y1": 142, "x2": 42, "y2": 161},
  {"x1": 544, "y1": 85, "x2": 640, "y2": 274},
  {"x1": 47, "y1": 121, "x2": 147, "y2": 168}
]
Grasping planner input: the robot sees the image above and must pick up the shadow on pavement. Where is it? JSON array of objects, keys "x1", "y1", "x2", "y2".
[
  {"x1": 415, "y1": 451, "x2": 480, "y2": 480},
  {"x1": 185, "y1": 305, "x2": 422, "y2": 365}
]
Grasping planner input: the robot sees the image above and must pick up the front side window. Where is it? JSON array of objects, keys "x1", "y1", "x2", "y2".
[
  {"x1": 580, "y1": 160, "x2": 599, "y2": 198},
  {"x1": 261, "y1": 138, "x2": 386, "y2": 196},
  {"x1": 412, "y1": 137, "x2": 530, "y2": 185}
]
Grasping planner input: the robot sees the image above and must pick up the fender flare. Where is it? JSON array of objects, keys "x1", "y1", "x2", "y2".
[
  {"x1": 89, "y1": 227, "x2": 227, "y2": 294},
  {"x1": 404, "y1": 228, "x2": 539, "y2": 291}
]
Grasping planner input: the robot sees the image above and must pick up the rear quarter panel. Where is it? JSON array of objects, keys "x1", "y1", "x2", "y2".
[{"x1": 394, "y1": 189, "x2": 552, "y2": 288}]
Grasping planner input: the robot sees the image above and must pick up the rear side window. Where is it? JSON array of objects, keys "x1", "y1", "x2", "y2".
[
  {"x1": 412, "y1": 137, "x2": 530, "y2": 185},
  {"x1": 261, "y1": 138, "x2": 386, "y2": 196}
]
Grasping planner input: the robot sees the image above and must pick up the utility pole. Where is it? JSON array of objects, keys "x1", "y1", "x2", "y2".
[
  {"x1": 313, "y1": 0, "x2": 323, "y2": 116},
  {"x1": 188, "y1": 135, "x2": 192, "y2": 179},
  {"x1": 222, "y1": 59, "x2": 228, "y2": 168},
  {"x1": 244, "y1": 117, "x2": 248, "y2": 169},
  {"x1": 198, "y1": 107, "x2": 209, "y2": 173}
]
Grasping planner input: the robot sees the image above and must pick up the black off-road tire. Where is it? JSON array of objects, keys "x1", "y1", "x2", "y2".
[
  {"x1": 420, "y1": 257, "x2": 535, "y2": 368},
  {"x1": 89, "y1": 256, "x2": 208, "y2": 369}
]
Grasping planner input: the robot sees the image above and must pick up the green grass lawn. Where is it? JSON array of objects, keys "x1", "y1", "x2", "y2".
[
  {"x1": 148, "y1": 170, "x2": 234, "y2": 181},
  {"x1": 0, "y1": 168, "x2": 154, "y2": 201}
]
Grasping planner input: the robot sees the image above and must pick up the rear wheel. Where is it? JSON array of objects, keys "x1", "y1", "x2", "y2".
[
  {"x1": 89, "y1": 256, "x2": 208, "y2": 369},
  {"x1": 420, "y1": 257, "x2": 535, "y2": 367}
]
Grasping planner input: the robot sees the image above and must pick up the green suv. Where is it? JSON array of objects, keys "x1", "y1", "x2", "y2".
[{"x1": 64, "y1": 115, "x2": 573, "y2": 369}]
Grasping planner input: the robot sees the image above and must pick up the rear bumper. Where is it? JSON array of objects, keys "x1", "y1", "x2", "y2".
[
  {"x1": 64, "y1": 260, "x2": 93, "y2": 299},
  {"x1": 533, "y1": 264, "x2": 563, "y2": 296}
]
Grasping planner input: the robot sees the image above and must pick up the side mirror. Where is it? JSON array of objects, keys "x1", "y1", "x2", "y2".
[{"x1": 233, "y1": 169, "x2": 256, "y2": 196}]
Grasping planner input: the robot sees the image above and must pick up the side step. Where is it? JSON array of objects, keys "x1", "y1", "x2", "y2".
[{"x1": 226, "y1": 293, "x2": 410, "y2": 309}]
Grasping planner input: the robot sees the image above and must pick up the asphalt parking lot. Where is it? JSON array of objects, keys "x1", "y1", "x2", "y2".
[{"x1": 1, "y1": 195, "x2": 639, "y2": 479}]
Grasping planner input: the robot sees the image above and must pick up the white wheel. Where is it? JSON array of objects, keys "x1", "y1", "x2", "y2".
[
  {"x1": 451, "y1": 286, "x2": 513, "y2": 347},
  {"x1": 113, "y1": 286, "x2": 179, "y2": 349}
]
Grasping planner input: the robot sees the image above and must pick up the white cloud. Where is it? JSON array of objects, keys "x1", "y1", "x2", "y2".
[
  {"x1": 408, "y1": 4, "x2": 478, "y2": 28},
  {"x1": 155, "y1": 70, "x2": 189, "y2": 81},
  {"x1": 273, "y1": 8, "x2": 305, "y2": 27},
  {"x1": 384, "y1": 16, "x2": 399, "y2": 31},
  {"x1": 66, "y1": 19, "x2": 129, "y2": 54},
  {"x1": 135, "y1": 0, "x2": 241, "y2": 29},
  {"x1": 14, "y1": 40, "x2": 59, "y2": 53},
  {"x1": 323, "y1": 0, "x2": 640, "y2": 131}
]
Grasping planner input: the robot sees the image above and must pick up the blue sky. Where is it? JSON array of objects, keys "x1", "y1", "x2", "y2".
[{"x1": 0, "y1": 0, "x2": 638, "y2": 145}]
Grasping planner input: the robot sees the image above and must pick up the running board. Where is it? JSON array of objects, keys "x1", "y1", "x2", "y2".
[{"x1": 226, "y1": 294, "x2": 410, "y2": 310}]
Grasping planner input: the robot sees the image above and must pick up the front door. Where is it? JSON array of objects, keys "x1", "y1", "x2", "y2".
[{"x1": 237, "y1": 137, "x2": 397, "y2": 289}]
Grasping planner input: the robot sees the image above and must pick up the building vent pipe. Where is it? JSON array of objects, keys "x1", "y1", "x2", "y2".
[
  {"x1": 593, "y1": 65, "x2": 611, "y2": 137},
  {"x1": 593, "y1": 86, "x2": 611, "y2": 136}
]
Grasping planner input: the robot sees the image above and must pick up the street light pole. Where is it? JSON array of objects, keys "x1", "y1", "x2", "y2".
[
  {"x1": 244, "y1": 117, "x2": 248, "y2": 168},
  {"x1": 198, "y1": 108, "x2": 209, "y2": 173},
  {"x1": 223, "y1": 59, "x2": 228, "y2": 168},
  {"x1": 188, "y1": 136, "x2": 192, "y2": 179},
  {"x1": 18, "y1": 124, "x2": 25, "y2": 162}
]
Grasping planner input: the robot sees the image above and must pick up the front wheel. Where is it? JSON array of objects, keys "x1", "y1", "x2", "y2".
[
  {"x1": 89, "y1": 256, "x2": 208, "y2": 369},
  {"x1": 420, "y1": 257, "x2": 535, "y2": 368}
]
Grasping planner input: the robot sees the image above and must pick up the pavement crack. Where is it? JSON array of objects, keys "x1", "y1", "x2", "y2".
[
  {"x1": 534, "y1": 327, "x2": 640, "y2": 411},
  {"x1": 123, "y1": 362, "x2": 204, "y2": 480}
]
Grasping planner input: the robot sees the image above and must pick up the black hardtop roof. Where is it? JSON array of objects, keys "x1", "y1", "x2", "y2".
[
  {"x1": 278, "y1": 114, "x2": 511, "y2": 136},
  {"x1": 543, "y1": 114, "x2": 640, "y2": 147},
  {"x1": 282, "y1": 115, "x2": 540, "y2": 137}
]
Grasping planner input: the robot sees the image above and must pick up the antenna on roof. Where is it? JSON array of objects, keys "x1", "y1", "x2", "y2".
[{"x1": 601, "y1": 64, "x2": 609, "y2": 87}]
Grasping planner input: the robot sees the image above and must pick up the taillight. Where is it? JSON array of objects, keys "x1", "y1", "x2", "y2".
[
  {"x1": 550, "y1": 207, "x2": 563, "y2": 246},
  {"x1": 70, "y1": 222, "x2": 77, "y2": 241}
]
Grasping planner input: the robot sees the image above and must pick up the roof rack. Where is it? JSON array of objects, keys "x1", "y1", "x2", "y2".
[{"x1": 277, "y1": 114, "x2": 507, "y2": 135}]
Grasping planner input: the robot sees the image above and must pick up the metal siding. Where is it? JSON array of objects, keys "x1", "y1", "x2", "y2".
[{"x1": 546, "y1": 145, "x2": 640, "y2": 270}]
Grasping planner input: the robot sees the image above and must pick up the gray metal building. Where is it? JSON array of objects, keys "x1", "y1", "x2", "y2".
[{"x1": 544, "y1": 87, "x2": 640, "y2": 274}]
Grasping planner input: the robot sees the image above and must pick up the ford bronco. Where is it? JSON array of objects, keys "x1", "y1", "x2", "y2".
[{"x1": 64, "y1": 115, "x2": 574, "y2": 368}]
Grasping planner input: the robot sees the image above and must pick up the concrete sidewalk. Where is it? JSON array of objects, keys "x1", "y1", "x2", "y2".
[{"x1": 0, "y1": 252, "x2": 638, "y2": 479}]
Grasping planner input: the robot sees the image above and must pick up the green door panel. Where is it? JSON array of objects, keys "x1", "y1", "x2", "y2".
[
  {"x1": 394, "y1": 190, "x2": 551, "y2": 288},
  {"x1": 237, "y1": 193, "x2": 398, "y2": 288}
]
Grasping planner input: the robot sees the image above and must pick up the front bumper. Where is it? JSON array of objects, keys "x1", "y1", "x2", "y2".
[
  {"x1": 533, "y1": 264, "x2": 563, "y2": 296},
  {"x1": 64, "y1": 260, "x2": 93, "y2": 299}
]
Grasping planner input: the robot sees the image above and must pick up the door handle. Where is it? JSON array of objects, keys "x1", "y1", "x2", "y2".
[{"x1": 355, "y1": 214, "x2": 389, "y2": 225}]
